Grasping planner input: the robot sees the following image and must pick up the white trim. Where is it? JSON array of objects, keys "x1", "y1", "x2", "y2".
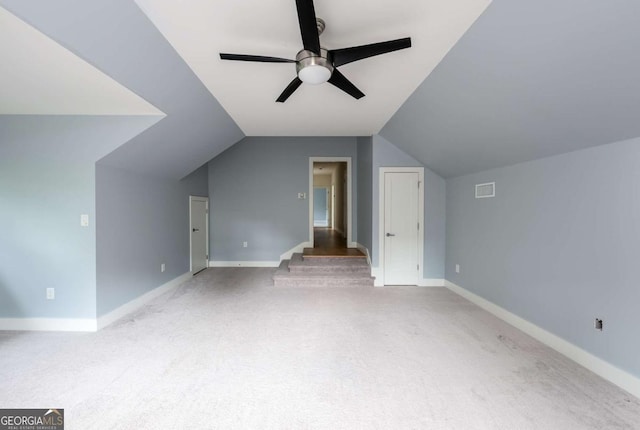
[
  {"x1": 418, "y1": 278, "x2": 445, "y2": 287},
  {"x1": 0, "y1": 272, "x2": 194, "y2": 332},
  {"x1": 331, "y1": 184, "x2": 336, "y2": 230},
  {"x1": 189, "y1": 195, "x2": 209, "y2": 274},
  {"x1": 475, "y1": 182, "x2": 496, "y2": 198},
  {"x1": 370, "y1": 270, "x2": 444, "y2": 288},
  {"x1": 378, "y1": 167, "x2": 425, "y2": 286},
  {"x1": 309, "y1": 157, "x2": 353, "y2": 248},
  {"x1": 371, "y1": 267, "x2": 384, "y2": 287},
  {"x1": 280, "y1": 242, "x2": 312, "y2": 261},
  {"x1": 355, "y1": 243, "x2": 371, "y2": 266},
  {"x1": 0, "y1": 318, "x2": 97, "y2": 332},
  {"x1": 209, "y1": 261, "x2": 280, "y2": 268},
  {"x1": 445, "y1": 280, "x2": 640, "y2": 400},
  {"x1": 97, "y1": 272, "x2": 192, "y2": 330}
]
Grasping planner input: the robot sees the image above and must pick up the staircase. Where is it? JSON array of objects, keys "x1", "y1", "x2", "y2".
[{"x1": 273, "y1": 253, "x2": 375, "y2": 287}]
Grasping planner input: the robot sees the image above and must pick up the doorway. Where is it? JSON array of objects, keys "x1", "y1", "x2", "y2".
[
  {"x1": 379, "y1": 167, "x2": 424, "y2": 285},
  {"x1": 189, "y1": 196, "x2": 209, "y2": 275},
  {"x1": 308, "y1": 157, "x2": 358, "y2": 256}
]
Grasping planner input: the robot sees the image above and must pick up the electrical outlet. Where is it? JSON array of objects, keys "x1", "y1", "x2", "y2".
[
  {"x1": 46, "y1": 288, "x2": 55, "y2": 300},
  {"x1": 80, "y1": 214, "x2": 89, "y2": 227},
  {"x1": 455, "y1": 264, "x2": 460, "y2": 274},
  {"x1": 161, "y1": 263, "x2": 166, "y2": 273},
  {"x1": 243, "y1": 241, "x2": 248, "y2": 248},
  {"x1": 595, "y1": 318, "x2": 603, "y2": 331}
]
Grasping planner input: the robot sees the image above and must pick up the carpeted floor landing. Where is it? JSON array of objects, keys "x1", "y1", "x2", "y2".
[{"x1": 1, "y1": 268, "x2": 639, "y2": 429}]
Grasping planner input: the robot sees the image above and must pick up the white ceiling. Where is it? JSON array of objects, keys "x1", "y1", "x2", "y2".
[
  {"x1": 0, "y1": 6, "x2": 163, "y2": 116},
  {"x1": 135, "y1": 0, "x2": 491, "y2": 136}
]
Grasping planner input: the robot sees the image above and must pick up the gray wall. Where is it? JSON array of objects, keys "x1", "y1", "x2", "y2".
[
  {"x1": 371, "y1": 135, "x2": 446, "y2": 279},
  {"x1": 0, "y1": 115, "x2": 159, "y2": 319},
  {"x1": 96, "y1": 164, "x2": 208, "y2": 316},
  {"x1": 356, "y1": 137, "x2": 373, "y2": 254},
  {"x1": 445, "y1": 136, "x2": 640, "y2": 378},
  {"x1": 208, "y1": 137, "x2": 358, "y2": 262}
]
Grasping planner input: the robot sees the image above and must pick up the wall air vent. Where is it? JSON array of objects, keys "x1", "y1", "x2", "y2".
[{"x1": 475, "y1": 182, "x2": 495, "y2": 199}]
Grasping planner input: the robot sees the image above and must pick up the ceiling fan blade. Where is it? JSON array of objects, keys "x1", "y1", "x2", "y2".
[
  {"x1": 295, "y1": 0, "x2": 321, "y2": 54},
  {"x1": 220, "y1": 53, "x2": 295, "y2": 63},
  {"x1": 328, "y1": 70, "x2": 365, "y2": 100},
  {"x1": 276, "y1": 77, "x2": 303, "y2": 103},
  {"x1": 330, "y1": 37, "x2": 412, "y2": 67}
]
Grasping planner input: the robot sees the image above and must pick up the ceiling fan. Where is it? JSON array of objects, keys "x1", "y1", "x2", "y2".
[{"x1": 219, "y1": 0, "x2": 412, "y2": 102}]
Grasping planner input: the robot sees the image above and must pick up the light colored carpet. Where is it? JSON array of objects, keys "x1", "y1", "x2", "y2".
[{"x1": 1, "y1": 268, "x2": 639, "y2": 429}]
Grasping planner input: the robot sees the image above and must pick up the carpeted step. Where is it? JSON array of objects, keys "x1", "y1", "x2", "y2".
[
  {"x1": 288, "y1": 253, "x2": 371, "y2": 274},
  {"x1": 272, "y1": 254, "x2": 375, "y2": 287},
  {"x1": 273, "y1": 272, "x2": 375, "y2": 288}
]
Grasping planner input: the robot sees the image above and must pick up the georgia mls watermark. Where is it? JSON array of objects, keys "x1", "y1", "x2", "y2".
[{"x1": 0, "y1": 409, "x2": 64, "y2": 430}]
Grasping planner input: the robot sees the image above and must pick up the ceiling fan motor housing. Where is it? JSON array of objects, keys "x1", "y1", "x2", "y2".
[{"x1": 296, "y1": 49, "x2": 334, "y2": 84}]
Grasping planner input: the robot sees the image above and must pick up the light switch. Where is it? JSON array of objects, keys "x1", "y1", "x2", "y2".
[{"x1": 80, "y1": 214, "x2": 89, "y2": 227}]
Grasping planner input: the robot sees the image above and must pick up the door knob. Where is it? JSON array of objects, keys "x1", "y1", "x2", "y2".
[
  {"x1": 192, "y1": 228, "x2": 199, "y2": 232},
  {"x1": 386, "y1": 233, "x2": 395, "y2": 237}
]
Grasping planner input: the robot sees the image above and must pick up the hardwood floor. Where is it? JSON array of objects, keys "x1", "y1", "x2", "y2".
[{"x1": 303, "y1": 228, "x2": 365, "y2": 257}]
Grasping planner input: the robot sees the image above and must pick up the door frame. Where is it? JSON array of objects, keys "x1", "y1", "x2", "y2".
[
  {"x1": 189, "y1": 195, "x2": 209, "y2": 273},
  {"x1": 378, "y1": 167, "x2": 424, "y2": 285},
  {"x1": 309, "y1": 157, "x2": 353, "y2": 247}
]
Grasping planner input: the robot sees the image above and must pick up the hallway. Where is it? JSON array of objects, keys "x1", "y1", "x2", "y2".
[{"x1": 303, "y1": 228, "x2": 365, "y2": 257}]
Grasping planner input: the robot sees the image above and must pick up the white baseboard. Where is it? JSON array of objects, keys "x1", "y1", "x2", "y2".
[
  {"x1": 0, "y1": 272, "x2": 194, "y2": 333},
  {"x1": 0, "y1": 318, "x2": 97, "y2": 332},
  {"x1": 445, "y1": 280, "x2": 640, "y2": 400},
  {"x1": 279, "y1": 242, "x2": 312, "y2": 261},
  {"x1": 97, "y1": 272, "x2": 192, "y2": 330},
  {"x1": 369, "y1": 268, "x2": 444, "y2": 288},
  {"x1": 371, "y1": 267, "x2": 384, "y2": 287},
  {"x1": 355, "y1": 243, "x2": 372, "y2": 266},
  {"x1": 418, "y1": 278, "x2": 445, "y2": 287},
  {"x1": 209, "y1": 261, "x2": 280, "y2": 268}
]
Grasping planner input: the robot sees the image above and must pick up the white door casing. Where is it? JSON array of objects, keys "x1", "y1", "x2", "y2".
[
  {"x1": 379, "y1": 168, "x2": 424, "y2": 285},
  {"x1": 189, "y1": 196, "x2": 209, "y2": 274}
]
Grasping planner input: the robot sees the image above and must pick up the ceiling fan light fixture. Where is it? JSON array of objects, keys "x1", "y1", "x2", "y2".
[
  {"x1": 296, "y1": 49, "x2": 334, "y2": 85},
  {"x1": 298, "y1": 64, "x2": 332, "y2": 84}
]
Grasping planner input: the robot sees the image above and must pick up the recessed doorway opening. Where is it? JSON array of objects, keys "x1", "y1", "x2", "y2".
[{"x1": 306, "y1": 157, "x2": 363, "y2": 257}]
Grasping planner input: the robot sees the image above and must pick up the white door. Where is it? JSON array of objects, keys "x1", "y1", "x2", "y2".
[
  {"x1": 190, "y1": 196, "x2": 208, "y2": 274},
  {"x1": 383, "y1": 172, "x2": 420, "y2": 285}
]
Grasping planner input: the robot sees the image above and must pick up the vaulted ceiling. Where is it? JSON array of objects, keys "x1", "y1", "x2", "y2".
[
  {"x1": 1, "y1": 0, "x2": 639, "y2": 179},
  {"x1": 134, "y1": 0, "x2": 490, "y2": 136}
]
